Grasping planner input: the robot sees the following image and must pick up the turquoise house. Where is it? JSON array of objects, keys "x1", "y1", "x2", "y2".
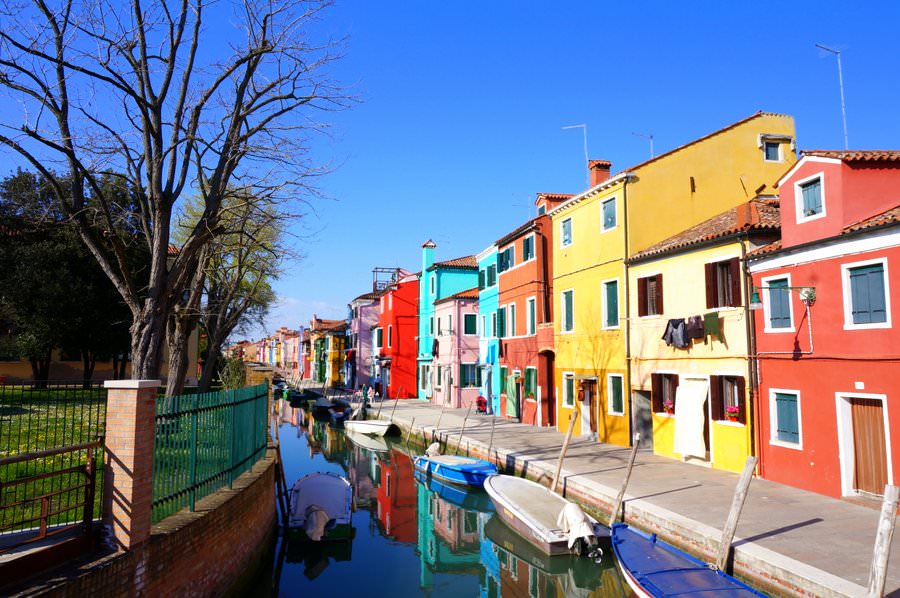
[
  {"x1": 476, "y1": 245, "x2": 501, "y2": 415},
  {"x1": 417, "y1": 240, "x2": 478, "y2": 401}
]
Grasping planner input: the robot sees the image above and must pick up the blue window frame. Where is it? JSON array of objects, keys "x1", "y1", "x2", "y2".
[
  {"x1": 774, "y1": 392, "x2": 800, "y2": 444},
  {"x1": 767, "y1": 278, "x2": 791, "y2": 329},
  {"x1": 800, "y1": 178, "x2": 822, "y2": 217},
  {"x1": 849, "y1": 263, "x2": 887, "y2": 324}
]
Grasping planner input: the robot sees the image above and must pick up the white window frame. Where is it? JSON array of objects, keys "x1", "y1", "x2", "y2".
[
  {"x1": 388, "y1": 294, "x2": 393, "y2": 309},
  {"x1": 761, "y1": 273, "x2": 795, "y2": 333},
  {"x1": 607, "y1": 373, "x2": 625, "y2": 416},
  {"x1": 561, "y1": 289, "x2": 574, "y2": 333},
  {"x1": 835, "y1": 391, "x2": 893, "y2": 496},
  {"x1": 601, "y1": 278, "x2": 620, "y2": 330},
  {"x1": 794, "y1": 172, "x2": 827, "y2": 224},
  {"x1": 561, "y1": 218, "x2": 573, "y2": 248},
  {"x1": 601, "y1": 196, "x2": 617, "y2": 232},
  {"x1": 562, "y1": 372, "x2": 576, "y2": 407},
  {"x1": 769, "y1": 388, "x2": 803, "y2": 450},
  {"x1": 491, "y1": 312, "x2": 497, "y2": 338},
  {"x1": 508, "y1": 303, "x2": 516, "y2": 337},
  {"x1": 522, "y1": 233, "x2": 536, "y2": 262},
  {"x1": 463, "y1": 313, "x2": 478, "y2": 336},
  {"x1": 763, "y1": 140, "x2": 783, "y2": 162},
  {"x1": 841, "y1": 257, "x2": 892, "y2": 330},
  {"x1": 526, "y1": 296, "x2": 537, "y2": 336}
]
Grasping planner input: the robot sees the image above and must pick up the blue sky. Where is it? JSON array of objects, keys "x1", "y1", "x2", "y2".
[{"x1": 261, "y1": 0, "x2": 900, "y2": 338}]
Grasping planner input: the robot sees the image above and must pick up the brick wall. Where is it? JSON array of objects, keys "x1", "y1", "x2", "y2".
[{"x1": 23, "y1": 451, "x2": 277, "y2": 597}]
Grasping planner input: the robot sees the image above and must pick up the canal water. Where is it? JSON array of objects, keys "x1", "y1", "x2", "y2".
[{"x1": 248, "y1": 400, "x2": 634, "y2": 597}]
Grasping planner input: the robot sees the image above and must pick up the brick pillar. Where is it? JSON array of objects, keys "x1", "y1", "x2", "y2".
[
  {"x1": 248, "y1": 366, "x2": 274, "y2": 414},
  {"x1": 103, "y1": 379, "x2": 159, "y2": 550}
]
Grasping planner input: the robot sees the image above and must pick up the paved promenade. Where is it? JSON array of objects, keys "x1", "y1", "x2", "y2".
[{"x1": 373, "y1": 398, "x2": 898, "y2": 597}]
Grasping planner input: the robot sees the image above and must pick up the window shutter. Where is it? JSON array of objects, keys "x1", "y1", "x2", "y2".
[
  {"x1": 638, "y1": 278, "x2": 648, "y2": 317},
  {"x1": 479, "y1": 270, "x2": 485, "y2": 290},
  {"x1": 656, "y1": 274, "x2": 664, "y2": 314},
  {"x1": 651, "y1": 373, "x2": 662, "y2": 412},
  {"x1": 729, "y1": 258, "x2": 742, "y2": 307},
  {"x1": 709, "y1": 375, "x2": 723, "y2": 420},
  {"x1": 705, "y1": 263, "x2": 716, "y2": 309},
  {"x1": 735, "y1": 376, "x2": 746, "y2": 424}
]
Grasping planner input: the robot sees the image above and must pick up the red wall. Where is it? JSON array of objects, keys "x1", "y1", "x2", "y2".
[{"x1": 378, "y1": 277, "x2": 419, "y2": 399}]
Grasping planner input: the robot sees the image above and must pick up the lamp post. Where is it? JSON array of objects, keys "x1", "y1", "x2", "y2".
[{"x1": 816, "y1": 43, "x2": 849, "y2": 150}]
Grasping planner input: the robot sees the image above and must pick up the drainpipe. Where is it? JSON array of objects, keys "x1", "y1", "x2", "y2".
[
  {"x1": 740, "y1": 237, "x2": 762, "y2": 476},
  {"x1": 622, "y1": 175, "x2": 635, "y2": 446}
]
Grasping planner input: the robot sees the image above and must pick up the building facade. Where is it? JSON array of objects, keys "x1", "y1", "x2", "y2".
[
  {"x1": 347, "y1": 292, "x2": 382, "y2": 390},
  {"x1": 431, "y1": 288, "x2": 480, "y2": 409},
  {"x1": 374, "y1": 271, "x2": 419, "y2": 399},
  {"x1": 476, "y1": 245, "x2": 501, "y2": 415}
]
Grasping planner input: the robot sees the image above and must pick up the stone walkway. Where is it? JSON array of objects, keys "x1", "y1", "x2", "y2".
[{"x1": 372, "y1": 398, "x2": 898, "y2": 598}]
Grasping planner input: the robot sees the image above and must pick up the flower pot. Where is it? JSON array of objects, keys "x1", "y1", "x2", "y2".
[{"x1": 727, "y1": 415, "x2": 739, "y2": 422}]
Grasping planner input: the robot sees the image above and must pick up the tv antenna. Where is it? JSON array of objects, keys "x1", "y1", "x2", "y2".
[
  {"x1": 562, "y1": 124, "x2": 589, "y2": 187},
  {"x1": 632, "y1": 132, "x2": 654, "y2": 158},
  {"x1": 815, "y1": 43, "x2": 849, "y2": 149}
]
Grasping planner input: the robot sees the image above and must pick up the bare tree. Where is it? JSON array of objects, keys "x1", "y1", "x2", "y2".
[{"x1": 0, "y1": 0, "x2": 345, "y2": 379}]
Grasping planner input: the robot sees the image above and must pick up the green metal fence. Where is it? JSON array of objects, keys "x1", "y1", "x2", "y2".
[{"x1": 152, "y1": 383, "x2": 269, "y2": 523}]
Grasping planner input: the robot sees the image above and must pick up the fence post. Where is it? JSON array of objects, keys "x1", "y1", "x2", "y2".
[
  {"x1": 103, "y1": 379, "x2": 160, "y2": 550},
  {"x1": 189, "y1": 394, "x2": 199, "y2": 512}
]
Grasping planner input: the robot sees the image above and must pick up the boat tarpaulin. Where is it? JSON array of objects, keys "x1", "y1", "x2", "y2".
[{"x1": 673, "y1": 378, "x2": 709, "y2": 459}]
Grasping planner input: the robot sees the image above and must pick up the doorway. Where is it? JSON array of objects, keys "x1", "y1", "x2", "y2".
[
  {"x1": 632, "y1": 390, "x2": 653, "y2": 451},
  {"x1": 579, "y1": 379, "x2": 597, "y2": 439}
]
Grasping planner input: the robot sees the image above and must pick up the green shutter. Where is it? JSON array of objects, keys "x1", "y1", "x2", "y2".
[
  {"x1": 768, "y1": 279, "x2": 791, "y2": 328},
  {"x1": 775, "y1": 392, "x2": 799, "y2": 443},
  {"x1": 605, "y1": 281, "x2": 618, "y2": 327},
  {"x1": 500, "y1": 367, "x2": 508, "y2": 393},
  {"x1": 610, "y1": 376, "x2": 623, "y2": 413}
]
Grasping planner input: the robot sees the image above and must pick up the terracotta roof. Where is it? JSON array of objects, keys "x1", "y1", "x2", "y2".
[
  {"x1": 535, "y1": 192, "x2": 575, "y2": 203},
  {"x1": 434, "y1": 287, "x2": 479, "y2": 304},
  {"x1": 629, "y1": 199, "x2": 781, "y2": 262},
  {"x1": 746, "y1": 239, "x2": 782, "y2": 258},
  {"x1": 351, "y1": 290, "x2": 383, "y2": 303},
  {"x1": 428, "y1": 255, "x2": 477, "y2": 271},
  {"x1": 802, "y1": 150, "x2": 900, "y2": 163},
  {"x1": 496, "y1": 218, "x2": 537, "y2": 248},
  {"x1": 312, "y1": 318, "x2": 347, "y2": 333}
]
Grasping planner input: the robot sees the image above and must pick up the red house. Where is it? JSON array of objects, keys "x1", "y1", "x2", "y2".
[
  {"x1": 375, "y1": 271, "x2": 419, "y2": 399},
  {"x1": 748, "y1": 150, "x2": 900, "y2": 499}
]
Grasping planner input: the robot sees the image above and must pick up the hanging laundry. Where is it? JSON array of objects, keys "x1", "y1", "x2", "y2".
[
  {"x1": 662, "y1": 318, "x2": 689, "y2": 349},
  {"x1": 686, "y1": 315, "x2": 704, "y2": 339},
  {"x1": 704, "y1": 312, "x2": 721, "y2": 338},
  {"x1": 432, "y1": 338, "x2": 439, "y2": 357}
]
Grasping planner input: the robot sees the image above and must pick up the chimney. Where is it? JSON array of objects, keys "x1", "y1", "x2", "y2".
[{"x1": 588, "y1": 160, "x2": 612, "y2": 187}]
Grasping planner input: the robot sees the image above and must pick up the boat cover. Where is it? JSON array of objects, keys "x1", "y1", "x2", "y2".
[
  {"x1": 289, "y1": 472, "x2": 352, "y2": 529},
  {"x1": 304, "y1": 506, "x2": 331, "y2": 541},
  {"x1": 557, "y1": 502, "x2": 596, "y2": 549}
]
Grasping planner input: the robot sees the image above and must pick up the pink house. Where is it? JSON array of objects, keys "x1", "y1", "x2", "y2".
[{"x1": 431, "y1": 288, "x2": 480, "y2": 409}]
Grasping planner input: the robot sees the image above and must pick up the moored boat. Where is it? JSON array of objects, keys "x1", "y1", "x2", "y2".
[
  {"x1": 483, "y1": 474, "x2": 607, "y2": 557},
  {"x1": 610, "y1": 522, "x2": 766, "y2": 597},
  {"x1": 343, "y1": 418, "x2": 395, "y2": 437},
  {"x1": 413, "y1": 452, "x2": 498, "y2": 488},
  {"x1": 413, "y1": 468, "x2": 495, "y2": 513},
  {"x1": 288, "y1": 472, "x2": 354, "y2": 543},
  {"x1": 345, "y1": 428, "x2": 391, "y2": 453}
]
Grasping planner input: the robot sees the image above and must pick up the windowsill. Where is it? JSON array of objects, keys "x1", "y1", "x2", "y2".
[
  {"x1": 796, "y1": 212, "x2": 826, "y2": 224},
  {"x1": 608, "y1": 411, "x2": 625, "y2": 417},
  {"x1": 601, "y1": 325, "x2": 621, "y2": 331},
  {"x1": 640, "y1": 314, "x2": 663, "y2": 319},
  {"x1": 844, "y1": 321, "x2": 892, "y2": 331},
  {"x1": 656, "y1": 412, "x2": 674, "y2": 418},
  {"x1": 769, "y1": 439, "x2": 803, "y2": 451},
  {"x1": 763, "y1": 326, "x2": 796, "y2": 334},
  {"x1": 716, "y1": 419, "x2": 745, "y2": 427}
]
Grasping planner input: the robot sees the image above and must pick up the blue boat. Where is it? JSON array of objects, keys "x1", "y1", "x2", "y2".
[
  {"x1": 611, "y1": 523, "x2": 766, "y2": 597},
  {"x1": 413, "y1": 454, "x2": 498, "y2": 488},
  {"x1": 413, "y1": 468, "x2": 495, "y2": 512}
]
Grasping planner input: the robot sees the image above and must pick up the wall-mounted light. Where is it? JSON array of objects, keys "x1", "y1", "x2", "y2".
[{"x1": 749, "y1": 285, "x2": 817, "y2": 310}]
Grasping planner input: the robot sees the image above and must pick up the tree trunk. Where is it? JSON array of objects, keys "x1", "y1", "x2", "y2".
[
  {"x1": 198, "y1": 330, "x2": 226, "y2": 392},
  {"x1": 129, "y1": 298, "x2": 169, "y2": 381},
  {"x1": 165, "y1": 312, "x2": 199, "y2": 397},
  {"x1": 29, "y1": 348, "x2": 52, "y2": 388},
  {"x1": 81, "y1": 350, "x2": 96, "y2": 389}
]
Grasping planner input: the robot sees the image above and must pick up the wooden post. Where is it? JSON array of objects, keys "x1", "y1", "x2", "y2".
[
  {"x1": 405, "y1": 417, "x2": 416, "y2": 450},
  {"x1": 433, "y1": 403, "x2": 447, "y2": 443},
  {"x1": 609, "y1": 433, "x2": 641, "y2": 526},
  {"x1": 867, "y1": 484, "x2": 900, "y2": 598},
  {"x1": 389, "y1": 397, "x2": 400, "y2": 422},
  {"x1": 715, "y1": 455, "x2": 758, "y2": 572},
  {"x1": 455, "y1": 404, "x2": 473, "y2": 455},
  {"x1": 487, "y1": 416, "x2": 497, "y2": 465},
  {"x1": 551, "y1": 411, "x2": 579, "y2": 494}
]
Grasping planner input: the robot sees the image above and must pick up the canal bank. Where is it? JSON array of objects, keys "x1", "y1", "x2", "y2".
[{"x1": 376, "y1": 399, "x2": 895, "y2": 597}]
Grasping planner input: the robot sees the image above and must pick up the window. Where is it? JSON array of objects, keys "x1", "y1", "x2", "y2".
[
  {"x1": 498, "y1": 246, "x2": 515, "y2": 273},
  {"x1": 525, "y1": 367, "x2": 537, "y2": 399},
  {"x1": 508, "y1": 304, "x2": 516, "y2": 337},
  {"x1": 563, "y1": 373, "x2": 575, "y2": 407},
  {"x1": 523, "y1": 235, "x2": 535, "y2": 261},
  {"x1": 608, "y1": 374, "x2": 624, "y2": 415},
  {"x1": 430, "y1": 275, "x2": 436, "y2": 295},
  {"x1": 436, "y1": 365, "x2": 442, "y2": 387},
  {"x1": 538, "y1": 205, "x2": 546, "y2": 215},
  {"x1": 561, "y1": 218, "x2": 573, "y2": 247},
  {"x1": 460, "y1": 364, "x2": 481, "y2": 388},
  {"x1": 526, "y1": 297, "x2": 536, "y2": 336},
  {"x1": 449, "y1": 315, "x2": 452, "y2": 334},
  {"x1": 705, "y1": 258, "x2": 741, "y2": 308},
  {"x1": 387, "y1": 325, "x2": 393, "y2": 348},
  {"x1": 419, "y1": 365, "x2": 429, "y2": 391},
  {"x1": 437, "y1": 317, "x2": 442, "y2": 336},
  {"x1": 796, "y1": 175, "x2": 824, "y2": 221},
  {"x1": 479, "y1": 269, "x2": 486, "y2": 290},
  {"x1": 764, "y1": 141, "x2": 781, "y2": 162},
  {"x1": 771, "y1": 390, "x2": 801, "y2": 447},
  {"x1": 481, "y1": 314, "x2": 486, "y2": 336},
  {"x1": 764, "y1": 277, "x2": 792, "y2": 330},
  {"x1": 710, "y1": 375, "x2": 745, "y2": 423},
  {"x1": 637, "y1": 274, "x2": 663, "y2": 317},
  {"x1": 496, "y1": 308, "x2": 506, "y2": 338},
  {"x1": 561, "y1": 290, "x2": 574, "y2": 332},
  {"x1": 601, "y1": 197, "x2": 617, "y2": 231},
  {"x1": 375, "y1": 328, "x2": 383, "y2": 349},
  {"x1": 389, "y1": 294, "x2": 393, "y2": 309},
  {"x1": 500, "y1": 366, "x2": 508, "y2": 394},
  {"x1": 651, "y1": 373, "x2": 679, "y2": 413},
  {"x1": 429, "y1": 316, "x2": 434, "y2": 335},
  {"x1": 603, "y1": 279, "x2": 619, "y2": 328},
  {"x1": 491, "y1": 312, "x2": 497, "y2": 337},
  {"x1": 844, "y1": 260, "x2": 890, "y2": 328},
  {"x1": 464, "y1": 313, "x2": 477, "y2": 335},
  {"x1": 487, "y1": 264, "x2": 497, "y2": 287}
]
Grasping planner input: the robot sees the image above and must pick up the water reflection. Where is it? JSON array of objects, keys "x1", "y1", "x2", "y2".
[{"x1": 260, "y1": 400, "x2": 631, "y2": 597}]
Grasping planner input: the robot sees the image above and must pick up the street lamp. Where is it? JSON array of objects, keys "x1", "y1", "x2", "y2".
[
  {"x1": 816, "y1": 43, "x2": 849, "y2": 150},
  {"x1": 749, "y1": 285, "x2": 817, "y2": 310}
]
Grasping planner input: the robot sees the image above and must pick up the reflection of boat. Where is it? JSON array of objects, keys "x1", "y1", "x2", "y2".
[
  {"x1": 413, "y1": 452, "x2": 498, "y2": 487},
  {"x1": 346, "y1": 429, "x2": 390, "y2": 453},
  {"x1": 282, "y1": 532, "x2": 353, "y2": 580},
  {"x1": 413, "y1": 469, "x2": 494, "y2": 513},
  {"x1": 611, "y1": 522, "x2": 765, "y2": 598},
  {"x1": 344, "y1": 418, "x2": 395, "y2": 436},
  {"x1": 288, "y1": 472, "x2": 354, "y2": 542},
  {"x1": 484, "y1": 475, "x2": 607, "y2": 556}
]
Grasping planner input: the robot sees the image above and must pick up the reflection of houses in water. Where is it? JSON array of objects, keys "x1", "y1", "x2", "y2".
[
  {"x1": 416, "y1": 483, "x2": 487, "y2": 590},
  {"x1": 346, "y1": 444, "x2": 377, "y2": 511},
  {"x1": 374, "y1": 449, "x2": 416, "y2": 543},
  {"x1": 322, "y1": 426, "x2": 349, "y2": 466}
]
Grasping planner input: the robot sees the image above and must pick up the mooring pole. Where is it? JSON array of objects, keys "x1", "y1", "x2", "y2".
[
  {"x1": 609, "y1": 433, "x2": 641, "y2": 526},
  {"x1": 867, "y1": 484, "x2": 900, "y2": 598},
  {"x1": 551, "y1": 411, "x2": 579, "y2": 494},
  {"x1": 389, "y1": 397, "x2": 400, "y2": 423},
  {"x1": 487, "y1": 416, "x2": 497, "y2": 465},
  {"x1": 715, "y1": 455, "x2": 758, "y2": 572},
  {"x1": 405, "y1": 417, "x2": 416, "y2": 450},
  {"x1": 433, "y1": 403, "x2": 447, "y2": 444},
  {"x1": 455, "y1": 404, "x2": 473, "y2": 455}
]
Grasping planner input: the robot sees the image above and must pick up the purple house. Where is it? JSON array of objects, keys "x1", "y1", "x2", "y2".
[{"x1": 347, "y1": 291, "x2": 382, "y2": 390}]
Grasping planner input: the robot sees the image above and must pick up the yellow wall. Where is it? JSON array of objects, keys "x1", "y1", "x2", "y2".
[
  {"x1": 629, "y1": 241, "x2": 753, "y2": 473},
  {"x1": 626, "y1": 113, "x2": 795, "y2": 254}
]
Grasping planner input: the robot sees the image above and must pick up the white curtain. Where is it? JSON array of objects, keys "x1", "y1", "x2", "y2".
[{"x1": 673, "y1": 378, "x2": 709, "y2": 459}]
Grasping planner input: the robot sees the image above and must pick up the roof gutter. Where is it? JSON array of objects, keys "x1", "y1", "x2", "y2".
[{"x1": 546, "y1": 172, "x2": 635, "y2": 217}]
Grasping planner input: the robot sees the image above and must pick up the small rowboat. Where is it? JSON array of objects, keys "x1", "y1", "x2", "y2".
[
  {"x1": 611, "y1": 522, "x2": 765, "y2": 597},
  {"x1": 483, "y1": 474, "x2": 607, "y2": 556},
  {"x1": 344, "y1": 419, "x2": 395, "y2": 437},
  {"x1": 345, "y1": 429, "x2": 391, "y2": 453},
  {"x1": 413, "y1": 454, "x2": 498, "y2": 488},
  {"x1": 288, "y1": 472, "x2": 354, "y2": 543},
  {"x1": 413, "y1": 468, "x2": 495, "y2": 513}
]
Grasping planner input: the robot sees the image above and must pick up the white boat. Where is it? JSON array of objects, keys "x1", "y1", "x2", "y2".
[
  {"x1": 344, "y1": 418, "x2": 394, "y2": 437},
  {"x1": 345, "y1": 429, "x2": 390, "y2": 453},
  {"x1": 288, "y1": 472, "x2": 353, "y2": 542},
  {"x1": 483, "y1": 474, "x2": 607, "y2": 556}
]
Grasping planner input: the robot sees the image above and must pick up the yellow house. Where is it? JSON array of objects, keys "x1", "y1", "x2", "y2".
[
  {"x1": 627, "y1": 199, "x2": 780, "y2": 472},
  {"x1": 550, "y1": 112, "x2": 796, "y2": 446}
]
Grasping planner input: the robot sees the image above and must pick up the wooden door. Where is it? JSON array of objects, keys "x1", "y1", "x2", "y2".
[{"x1": 851, "y1": 398, "x2": 888, "y2": 496}]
